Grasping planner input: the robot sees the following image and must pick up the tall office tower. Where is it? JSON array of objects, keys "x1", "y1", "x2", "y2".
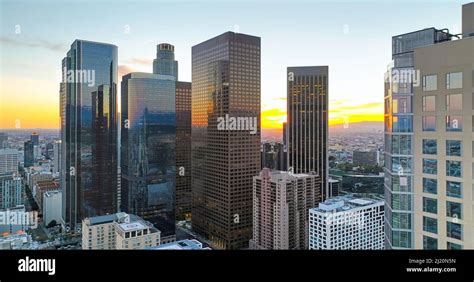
[
  {"x1": 0, "y1": 174, "x2": 23, "y2": 209},
  {"x1": 287, "y1": 66, "x2": 328, "y2": 201},
  {"x1": 0, "y1": 133, "x2": 7, "y2": 148},
  {"x1": 413, "y1": 3, "x2": 474, "y2": 250},
  {"x1": 308, "y1": 194, "x2": 385, "y2": 250},
  {"x1": 282, "y1": 122, "x2": 287, "y2": 147},
  {"x1": 153, "y1": 43, "x2": 178, "y2": 78},
  {"x1": 52, "y1": 141, "x2": 61, "y2": 175},
  {"x1": 261, "y1": 142, "x2": 286, "y2": 171},
  {"x1": 30, "y1": 132, "x2": 39, "y2": 146},
  {"x1": 250, "y1": 168, "x2": 321, "y2": 250},
  {"x1": 45, "y1": 143, "x2": 54, "y2": 159},
  {"x1": 192, "y1": 32, "x2": 261, "y2": 249},
  {"x1": 121, "y1": 72, "x2": 176, "y2": 241},
  {"x1": 176, "y1": 81, "x2": 192, "y2": 220},
  {"x1": 0, "y1": 149, "x2": 18, "y2": 175},
  {"x1": 61, "y1": 40, "x2": 118, "y2": 232},
  {"x1": 23, "y1": 141, "x2": 34, "y2": 168},
  {"x1": 384, "y1": 27, "x2": 457, "y2": 249}
]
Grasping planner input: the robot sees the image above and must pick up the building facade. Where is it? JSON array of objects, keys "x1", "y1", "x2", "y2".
[
  {"x1": 0, "y1": 174, "x2": 22, "y2": 210},
  {"x1": 61, "y1": 40, "x2": 118, "y2": 232},
  {"x1": 287, "y1": 66, "x2": 328, "y2": 200},
  {"x1": 43, "y1": 190, "x2": 62, "y2": 226},
  {"x1": 191, "y1": 32, "x2": 261, "y2": 249},
  {"x1": 23, "y1": 141, "x2": 34, "y2": 168},
  {"x1": 309, "y1": 195, "x2": 385, "y2": 250},
  {"x1": 413, "y1": 2, "x2": 474, "y2": 250},
  {"x1": 251, "y1": 168, "x2": 321, "y2": 250},
  {"x1": 0, "y1": 149, "x2": 18, "y2": 175}
]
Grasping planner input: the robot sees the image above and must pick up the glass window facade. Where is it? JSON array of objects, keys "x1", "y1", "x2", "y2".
[
  {"x1": 423, "y1": 159, "x2": 437, "y2": 174},
  {"x1": 446, "y1": 116, "x2": 463, "y2": 132},
  {"x1": 422, "y1": 178, "x2": 437, "y2": 194},
  {"x1": 446, "y1": 72, "x2": 463, "y2": 89},
  {"x1": 422, "y1": 75, "x2": 437, "y2": 91},
  {"x1": 446, "y1": 140, "x2": 462, "y2": 156},
  {"x1": 393, "y1": 116, "x2": 412, "y2": 132},
  {"x1": 422, "y1": 139, "x2": 437, "y2": 155},
  {"x1": 446, "y1": 201, "x2": 462, "y2": 219},
  {"x1": 391, "y1": 135, "x2": 412, "y2": 155},
  {"x1": 422, "y1": 197, "x2": 437, "y2": 214},
  {"x1": 422, "y1": 116, "x2": 436, "y2": 131},
  {"x1": 423, "y1": 236, "x2": 438, "y2": 250},
  {"x1": 446, "y1": 160, "x2": 462, "y2": 177},
  {"x1": 446, "y1": 222, "x2": 462, "y2": 240},
  {"x1": 422, "y1": 95, "x2": 436, "y2": 111},
  {"x1": 423, "y1": 216, "x2": 438, "y2": 234},
  {"x1": 446, "y1": 181, "x2": 462, "y2": 198},
  {"x1": 447, "y1": 242, "x2": 462, "y2": 250},
  {"x1": 446, "y1": 93, "x2": 462, "y2": 111}
]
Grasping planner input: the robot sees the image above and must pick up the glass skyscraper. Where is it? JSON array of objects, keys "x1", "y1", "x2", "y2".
[
  {"x1": 384, "y1": 29, "x2": 454, "y2": 249},
  {"x1": 61, "y1": 40, "x2": 118, "y2": 232},
  {"x1": 121, "y1": 44, "x2": 177, "y2": 240},
  {"x1": 191, "y1": 32, "x2": 261, "y2": 249}
]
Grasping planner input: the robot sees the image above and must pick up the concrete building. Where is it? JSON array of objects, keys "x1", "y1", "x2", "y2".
[
  {"x1": 309, "y1": 194, "x2": 385, "y2": 250},
  {"x1": 352, "y1": 150, "x2": 378, "y2": 166},
  {"x1": 413, "y1": 2, "x2": 474, "y2": 250},
  {"x1": 0, "y1": 149, "x2": 18, "y2": 175},
  {"x1": 43, "y1": 190, "x2": 62, "y2": 226},
  {"x1": 52, "y1": 141, "x2": 61, "y2": 175},
  {"x1": 34, "y1": 180, "x2": 59, "y2": 210},
  {"x1": 82, "y1": 212, "x2": 160, "y2": 250},
  {"x1": 250, "y1": 168, "x2": 321, "y2": 250},
  {"x1": 0, "y1": 174, "x2": 22, "y2": 210}
]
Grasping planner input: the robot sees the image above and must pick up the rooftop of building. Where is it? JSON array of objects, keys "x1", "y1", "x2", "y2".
[
  {"x1": 311, "y1": 194, "x2": 384, "y2": 214},
  {"x1": 145, "y1": 239, "x2": 209, "y2": 250}
]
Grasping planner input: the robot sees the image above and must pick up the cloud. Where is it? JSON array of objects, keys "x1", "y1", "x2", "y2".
[
  {"x1": 0, "y1": 36, "x2": 67, "y2": 52},
  {"x1": 118, "y1": 65, "x2": 136, "y2": 78},
  {"x1": 122, "y1": 58, "x2": 153, "y2": 65}
]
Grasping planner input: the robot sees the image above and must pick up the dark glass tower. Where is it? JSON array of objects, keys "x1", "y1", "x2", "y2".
[
  {"x1": 175, "y1": 81, "x2": 192, "y2": 220},
  {"x1": 287, "y1": 66, "x2": 328, "y2": 200},
  {"x1": 23, "y1": 140, "x2": 34, "y2": 167},
  {"x1": 121, "y1": 71, "x2": 176, "y2": 240},
  {"x1": 61, "y1": 40, "x2": 118, "y2": 232},
  {"x1": 191, "y1": 32, "x2": 261, "y2": 249},
  {"x1": 30, "y1": 132, "x2": 39, "y2": 146}
]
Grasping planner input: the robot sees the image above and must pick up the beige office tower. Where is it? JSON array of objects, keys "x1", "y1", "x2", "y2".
[
  {"x1": 413, "y1": 2, "x2": 474, "y2": 249},
  {"x1": 250, "y1": 168, "x2": 321, "y2": 250}
]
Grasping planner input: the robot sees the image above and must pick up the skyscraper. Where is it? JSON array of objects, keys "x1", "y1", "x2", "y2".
[
  {"x1": 191, "y1": 32, "x2": 261, "y2": 249},
  {"x1": 61, "y1": 40, "x2": 118, "y2": 232},
  {"x1": 30, "y1": 132, "x2": 39, "y2": 146},
  {"x1": 251, "y1": 168, "x2": 321, "y2": 250},
  {"x1": 384, "y1": 28, "x2": 456, "y2": 249},
  {"x1": 287, "y1": 66, "x2": 328, "y2": 200},
  {"x1": 121, "y1": 71, "x2": 176, "y2": 241},
  {"x1": 0, "y1": 133, "x2": 7, "y2": 148},
  {"x1": 23, "y1": 140, "x2": 34, "y2": 168},
  {"x1": 0, "y1": 149, "x2": 18, "y2": 175},
  {"x1": 0, "y1": 174, "x2": 22, "y2": 209},
  {"x1": 175, "y1": 81, "x2": 192, "y2": 220},
  {"x1": 153, "y1": 43, "x2": 178, "y2": 78},
  {"x1": 413, "y1": 3, "x2": 474, "y2": 250}
]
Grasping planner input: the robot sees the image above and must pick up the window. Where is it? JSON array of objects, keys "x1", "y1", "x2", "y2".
[
  {"x1": 422, "y1": 116, "x2": 436, "y2": 131},
  {"x1": 393, "y1": 116, "x2": 412, "y2": 132},
  {"x1": 447, "y1": 242, "x2": 462, "y2": 250},
  {"x1": 446, "y1": 160, "x2": 462, "y2": 177},
  {"x1": 446, "y1": 222, "x2": 462, "y2": 240},
  {"x1": 446, "y1": 181, "x2": 462, "y2": 198},
  {"x1": 393, "y1": 97, "x2": 411, "y2": 113},
  {"x1": 446, "y1": 140, "x2": 462, "y2": 156},
  {"x1": 422, "y1": 178, "x2": 437, "y2": 194},
  {"x1": 446, "y1": 201, "x2": 462, "y2": 219},
  {"x1": 391, "y1": 156, "x2": 412, "y2": 174},
  {"x1": 446, "y1": 94, "x2": 462, "y2": 111},
  {"x1": 446, "y1": 72, "x2": 462, "y2": 89},
  {"x1": 391, "y1": 194, "x2": 411, "y2": 211},
  {"x1": 422, "y1": 139, "x2": 437, "y2": 155},
  {"x1": 423, "y1": 216, "x2": 437, "y2": 234},
  {"x1": 422, "y1": 96, "x2": 436, "y2": 111},
  {"x1": 422, "y1": 75, "x2": 437, "y2": 91},
  {"x1": 446, "y1": 116, "x2": 462, "y2": 132},
  {"x1": 391, "y1": 135, "x2": 412, "y2": 155},
  {"x1": 423, "y1": 236, "x2": 438, "y2": 250},
  {"x1": 423, "y1": 159, "x2": 437, "y2": 174},
  {"x1": 422, "y1": 197, "x2": 437, "y2": 214}
]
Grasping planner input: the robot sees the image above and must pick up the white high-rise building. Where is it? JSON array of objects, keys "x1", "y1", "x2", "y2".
[
  {"x1": 52, "y1": 141, "x2": 61, "y2": 175},
  {"x1": 0, "y1": 149, "x2": 19, "y2": 175},
  {"x1": 309, "y1": 194, "x2": 385, "y2": 250},
  {"x1": 82, "y1": 212, "x2": 160, "y2": 250},
  {"x1": 250, "y1": 168, "x2": 321, "y2": 250},
  {"x1": 43, "y1": 190, "x2": 62, "y2": 226}
]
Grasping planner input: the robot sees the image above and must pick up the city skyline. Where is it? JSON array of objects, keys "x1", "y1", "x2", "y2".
[{"x1": 0, "y1": 0, "x2": 467, "y2": 129}]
